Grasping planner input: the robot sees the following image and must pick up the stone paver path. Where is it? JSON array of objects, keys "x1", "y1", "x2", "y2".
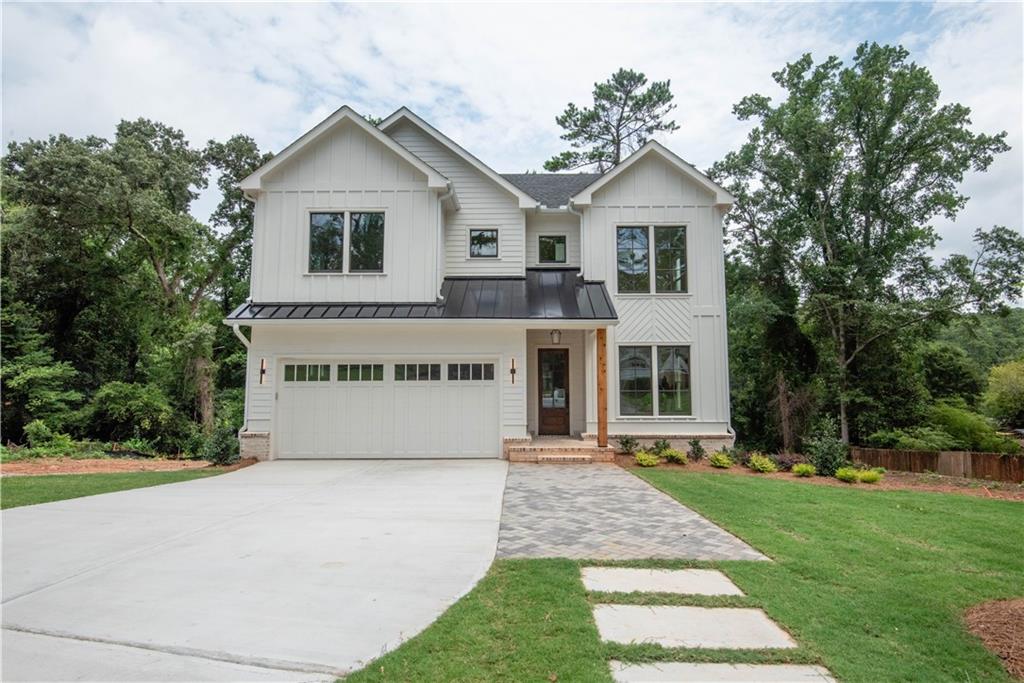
[
  {"x1": 609, "y1": 661, "x2": 836, "y2": 682},
  {"x1": 593, "y1": 605, "x2": 798, "y2": 649},
  {"x1": 582, "y1": 567, "x2": 744, "y2": 595},
  {"x1": 497, "y1": 465, "x2": 766, "y2": 560}
]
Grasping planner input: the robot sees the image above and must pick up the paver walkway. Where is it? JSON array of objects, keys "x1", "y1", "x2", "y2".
[{"x1": 497, "y1": 464, "x2": 766, "y2": 560}]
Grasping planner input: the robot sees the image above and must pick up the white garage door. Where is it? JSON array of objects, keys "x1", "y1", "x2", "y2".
[{"x1": 275, "y1": 359, "x2": 501, "y2": 458}]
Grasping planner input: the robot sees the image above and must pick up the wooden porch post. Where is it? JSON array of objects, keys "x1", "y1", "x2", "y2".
[{"x1": 596, "y1": 327, "x2": 608, "y2": 448}]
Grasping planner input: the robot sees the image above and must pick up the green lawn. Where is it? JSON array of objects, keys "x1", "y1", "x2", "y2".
[
  {"x1": 1, "y1": 469, "x2": 226, "y2": 509},
  {"x1": 348, "y1": 471, "x2": 1023, "y2": 682}
]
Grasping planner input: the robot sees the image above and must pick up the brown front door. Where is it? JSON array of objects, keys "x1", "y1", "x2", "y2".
[{"x1": 538, "y1": 348, "x2": 570, "y2": 435}]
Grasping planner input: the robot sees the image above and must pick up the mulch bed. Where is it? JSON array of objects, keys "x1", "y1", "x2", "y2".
[
  {"x1": 965, "y1": 598, "x2": 1024, "y2": 680},
  {"x1": 1, "y1": 457, "x2": 255, "y2": 477},
  {"x1": 615, "y1": 454, "x2": 1024, "y2": 501}
]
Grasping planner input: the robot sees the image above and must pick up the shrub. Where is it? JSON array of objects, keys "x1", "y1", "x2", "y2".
[
  {"x1": 773, "y1": 452, "x2": 806, "y2": 471},
  {"x1": 747, "y1": 453, "x2": 778, "y2": 473},
  {"x1": 982, "y1": 359, "x2": 1024, "y2": 428},
  {"x1": 616, "y1": 435, "x2": 639, "y2": 455},
  {"x1": 726, "y1": 446, "x2": 751, "y2": 467},
  {"x1": 634, "y1": 450, "x2": 659, "y2": 467},
  {"x1": 199, "y1": 425, "x2": 240, "y2": 466},
  {"x1": 23, "y1": 419, "x2": 74, "y2": 453},
  {"x1": 687, "y1": 438, "x2": 706, "y2": 462},
  {"x1": 866, "y1": 427, "x2": 959, "y2": 451},
  {"x1": 663, "y1": 448, "x2": 687, "y2": 464},
  {"x1": 835, "y1": 467, "x2": 859, "y2": 483},
  {"x1": 857, "y1": 469, "x2": 883, "y2": 484},
  {"x1": 792, "y1": 463, "x2": 816, "y2": 477},
  {"x1": 118, "y1": 436, "x2": 155, "y2": 455},
  {"x1": 803, "y1": 416, "x2": 849, "y2": 476},
  {"x1": 709, "y1": 451, "x2": 733, "y2": 468},
  {"x1": 86, "y1": 382, "x2": 177, "y2": 447},
  {"x1": 651, "y1": 439, "x2": 672, "y2": 455},
  {"x1": 928, "y1": 400, "x2": 1019, "y2": 453}
]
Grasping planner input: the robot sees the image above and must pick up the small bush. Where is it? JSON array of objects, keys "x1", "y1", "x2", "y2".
[
  {"x1": 857, "y1": 469, "x2": 883, "y2": 484},
  {"x1": 866, "y1": 427, "x2": 958, "y2": 451},
  {"x1": 726, "y1": 446, "x2": 751, "y2": 467},
  {"x1": 803, "y1": 416, "x2": 849, "y2": 476},
  {"x1": 651, "y1": 439, "x2": 672, "y2": 455},
  {"x1": 634, "y1": 450, "x2": 659, "y2": 467},
  {"x1": 663, "y1": 448, "x2": 687, "y2": 464},
  {"x1": 773, "y1": 452, "x2": 806, "y2": 471},
  {"x1": 687, "y1": 439, "x2": 706, "y2": 462},
  {"x1": 835, "y1": 467, "x2": 859, "y2": 483},
  {"x1": 23, "y1": 419, "x2": 74, "y2": 453},
  {"x1": 929, "y1": 400, "x2": 1020, "y2": 453},
  {"x1": 86, "y1": 382, "x2": 178, "y2": 448},
  {"x1": 617, "y1": 435, "x2": 639, "y2": 455},
  {"x1": 748, "y1": 453, "x2": 778, "y2": 473},
  {"x1": 792, "y1": 463, "x2": 816, "y2": 477},
  {"x1": 709, "y1": 451, "x2": 733, "y2": 468},
  {"x1": 200, "y1": 426, "x2": 240, "y2": 466}
]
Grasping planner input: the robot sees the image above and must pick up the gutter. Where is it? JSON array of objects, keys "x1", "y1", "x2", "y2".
[{"x1": 231, "y1": 323, "x2": 251, "y2": 349}]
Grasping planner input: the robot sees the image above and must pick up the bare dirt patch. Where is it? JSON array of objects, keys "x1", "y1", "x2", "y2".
[
  {"x1": 615, "y1": 455, "x2": 1024, "y2": 501},
  {"x1": 966, "y1": 598, "x2": 1024, "y2": 680},
  {"x1": 2, "y1": 457, "x2": 212, "y2": 476}
]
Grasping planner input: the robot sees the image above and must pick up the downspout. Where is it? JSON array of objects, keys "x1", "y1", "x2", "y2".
[
  {"x1": 437, "y1": 181, "x2": 455, "y2": 300},
  {"x1": 566, "y1": 199, "x2": 584, "y2": 275},
  {"x1": 232, "y1": 323, "x2": 251, "y2": 349}
]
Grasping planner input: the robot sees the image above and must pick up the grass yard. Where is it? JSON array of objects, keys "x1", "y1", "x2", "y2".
[
  {"x1": 1, "y1": 469, "x2": 226, "y2": 509},
  {"x1": 347, "y1": 471, "x2": 1023, "y2": 682}
]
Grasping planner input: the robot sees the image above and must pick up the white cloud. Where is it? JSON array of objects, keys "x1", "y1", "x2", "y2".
[{"x1": 2, "y1": 2, "x2": 1020, "y2": 254}]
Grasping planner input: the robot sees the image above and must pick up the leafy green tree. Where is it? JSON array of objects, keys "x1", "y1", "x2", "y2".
[
  {"x1": 983, "y1": 359, "x2": 1024, "y2": 428},
  {"x1": 919, "y1": 342, "x2": 983, "y2": 404},
  {"x1": 545, "y1": 68, "x2": 679, "y2": 172},
  {"x1": 713, "y1": 43, "x2": 1021, "y2": 443}
]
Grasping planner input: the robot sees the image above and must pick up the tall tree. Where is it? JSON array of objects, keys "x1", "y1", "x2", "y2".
[
  {"x1": 713, "y1": 43, "x2": 1021, "y2": 443},
  {"x1": 545, "y1": 69, "x2": 679, "y2": 172}
]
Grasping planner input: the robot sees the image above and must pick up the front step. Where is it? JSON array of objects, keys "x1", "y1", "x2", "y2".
[
  {"x1": 537, "y1": 454, "x2": 593, "y2": 464},
  {"x1": 506, "y1": 444, "x2": 617, "y2": 463}
]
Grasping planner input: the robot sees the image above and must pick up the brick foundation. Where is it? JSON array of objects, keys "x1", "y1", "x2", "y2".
[
  {"x1": 239, "y1": 431, "x2": 271, "y2": 461},
  {"x1": 585, "y1": 433, "x2": 736, "y2": 455}
]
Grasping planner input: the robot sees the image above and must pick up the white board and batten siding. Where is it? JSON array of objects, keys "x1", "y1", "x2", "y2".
[
  {"x1": 251, "y1": 119, "x2": 441, "y2": 303},
  {"x1": 582, "y1": 153, "x2": 731, "y2": 435},
  {"x1": 386, "y1": 121, "x2": 526, "y2": 276},
  {"x1": 243, "y1": 325, "x2": 528, "y2": 458},
  {"x1": 525, "y1": 212, "x2": 582, "y2": 268}
]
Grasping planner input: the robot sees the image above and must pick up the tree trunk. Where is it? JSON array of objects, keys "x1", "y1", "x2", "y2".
[
  {"x1": 776, "y1": 370, "x2": 793, "y2": 452},
  {"x1": 192, "y1": 355, "x2": 215, "y2": 435}
]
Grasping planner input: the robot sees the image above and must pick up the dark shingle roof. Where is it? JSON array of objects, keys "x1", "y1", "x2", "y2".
[
  {"x1": 227, "y1": 269, "x2": 616, "y2": 322},
  {"x1": 501, "y1": 173, "x2": 603, "y2": 208}
]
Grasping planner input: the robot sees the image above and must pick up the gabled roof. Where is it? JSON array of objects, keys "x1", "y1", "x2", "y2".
[
  {"x1": 240, "y1": 105, "x2": 450, "y2": 192},
  {"x1": 569, "y1": 140, "x2": 735, "y2": 207},
  {"x1": 380, "y1": 107, "x2": 539, "y2": 209},
  {"x1": 502, "y1": 173, "x2": 603, "y2": 209}
]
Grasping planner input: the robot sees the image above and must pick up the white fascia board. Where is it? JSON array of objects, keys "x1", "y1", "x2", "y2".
[
  {"x1": 569, "y1": 141, "x2": 735, "y2": 207},
  {"x1": 380, "y1": 107, "x2": 540, "y2": 209},
  {"x1": 224, "y1": 318, "x2": 617, "y2": 329},
  {"x1": 239, "y1": 105, "x2": 449, "y2": 192}
]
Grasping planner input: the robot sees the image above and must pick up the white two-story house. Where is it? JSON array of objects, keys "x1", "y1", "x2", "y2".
[{"x1": 226, "y1": 106, "x2": 735, "y2": 460}]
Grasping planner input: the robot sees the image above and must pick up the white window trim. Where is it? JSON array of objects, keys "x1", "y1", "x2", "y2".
[
  {"x1": 537, "y1": 233, "x2": 568, "y2": 264},
  {"x1": 616, "y1": 343, "x2": 693, "y2": 419},
  {"x1": 304, "y1": 208, "x2": 388, "y2": 276},
  {"x1": 614, "y1": 223, "x2": 690, "y2": 296},
  {"x1": 467, "y1": 227, "x2": 500, "y2": 259}
]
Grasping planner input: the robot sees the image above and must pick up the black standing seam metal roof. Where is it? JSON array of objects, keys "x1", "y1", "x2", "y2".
[
  {"x1": 501, "y1": 173, "x2": 603, "y2": 208},
  {"x1": 226, "y1": 269, "x2": 617, "y2": 322}
]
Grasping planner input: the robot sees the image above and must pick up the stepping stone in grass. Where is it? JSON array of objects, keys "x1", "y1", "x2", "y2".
[
  {"x1": 593, "y1": 605, "x2": 797, "y2": 649},
  {"x1": 582, "y1": 567, "x2": 744, "y2": 595},
  {"x1": 609, "y1": 661, "x2": 836, "y2": 682}
]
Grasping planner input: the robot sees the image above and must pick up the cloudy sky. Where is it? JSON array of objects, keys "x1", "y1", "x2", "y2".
[{"x1": 3, "y1": 2, "x2": 1021, "y2": 256}]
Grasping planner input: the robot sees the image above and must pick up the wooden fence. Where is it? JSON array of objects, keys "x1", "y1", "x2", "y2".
[{"x1": 851, "y1": 447, "x2": 1024, "y2": 484}]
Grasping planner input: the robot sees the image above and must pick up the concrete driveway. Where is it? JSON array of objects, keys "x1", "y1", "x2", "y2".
[{"x1": 2, "y1": 460, "x2": 508, "y2": 681}]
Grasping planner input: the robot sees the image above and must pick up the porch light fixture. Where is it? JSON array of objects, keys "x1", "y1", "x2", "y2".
[
  {"x1": 550, "y1": 329, "x2": 562, "y2": 345},
  {"x1": 510, "y1": 357, "x2": 517, "y2": 384},
  {"x1": 259, "y1": 358, "x2": 267, "y2": 385}
]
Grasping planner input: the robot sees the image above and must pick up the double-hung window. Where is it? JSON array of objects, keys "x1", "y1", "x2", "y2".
[
  {"x1": 308, "y1": 211, "x2": 385, "y2": 273},
  {"x1": 618, "y1": 345, "x2": 691, "y2": 416},
  {"x1": 616, "y1": 225, "x2": 687, "y2": 294}
]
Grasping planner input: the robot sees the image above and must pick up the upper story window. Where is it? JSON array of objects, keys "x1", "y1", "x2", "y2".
[
  {"x1": 308, "y1": 211, "x2": 385, "y2": 274},
  {"x1": 538, "y1": 235, "x2": 567, "y2": 264},
  {"x1": 469, "y1": 229, "x2": 499, "y2": 258},
  {"x1": 616, "y1": 225, "x2": 687, "y2": 294}
]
